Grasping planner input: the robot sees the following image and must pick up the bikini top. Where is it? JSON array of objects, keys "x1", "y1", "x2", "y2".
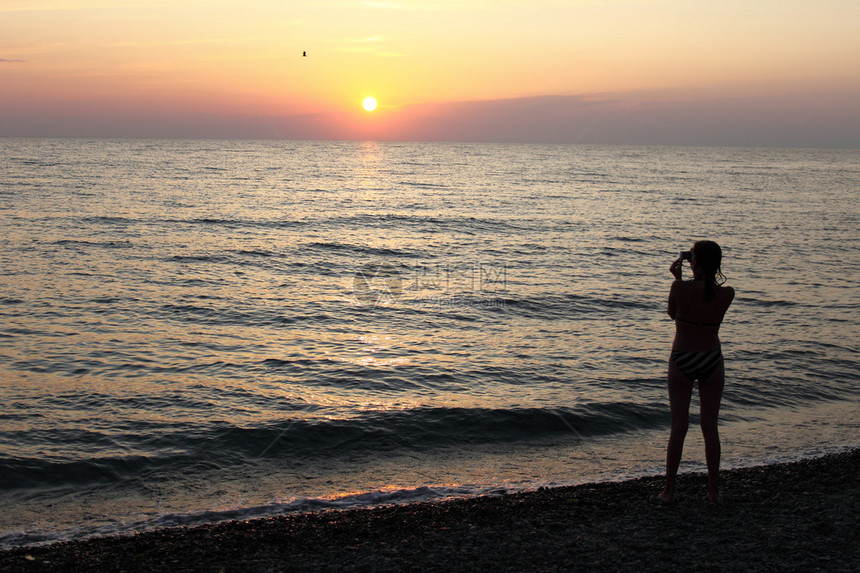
[{"x1": 674, "y1": 316, "x2": 721, "y2": 328}]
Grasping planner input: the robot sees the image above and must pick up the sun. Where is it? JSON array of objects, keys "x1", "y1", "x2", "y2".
[{"x1": 362, "y1": 97, "x2": 378, "y2": 112}]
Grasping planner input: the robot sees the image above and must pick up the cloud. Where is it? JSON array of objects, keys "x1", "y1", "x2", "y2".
[
  {"x1": 335, "y1": 46, "x2": 406, "y2": 57},
  {"x1": 0, "y1": 58, "x2": 26, "y2": 63},
  {"x1": 333, "y1": 35, "x2": 407, "y2": 57},
  {"x1": 355, "y1": 1, "x2": 454, "y2": 10},
  {"x1": 2, "y1": 88, "x2": 857, "y2": 148},
  {"x1": 392, "y1": 95, "x2": 618, "y2": 144},
  {"x1": 382, "y1": 90, "x2": 860, "y2": 148},
  {"x1": 358, "y1": 1, "x2": 407, "y2": 8}
]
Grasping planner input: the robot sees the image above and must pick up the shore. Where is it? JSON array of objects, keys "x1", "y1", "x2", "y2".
[{"x1": 2, "y1": 449, "x2": 857, "y2": 572}]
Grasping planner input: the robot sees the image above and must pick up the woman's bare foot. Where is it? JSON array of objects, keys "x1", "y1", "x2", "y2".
[{"x1": 657, "y1": 490, "x2": 675, "y2": 504}]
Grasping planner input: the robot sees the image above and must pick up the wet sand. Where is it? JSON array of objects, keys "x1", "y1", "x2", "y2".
[{"x1": 2, "y1": 448, "x2": 857, "y2": 572}]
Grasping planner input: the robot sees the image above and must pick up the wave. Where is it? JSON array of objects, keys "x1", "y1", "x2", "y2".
[
  {"x1": 52, "y1": 239, "x2": 135, "y2": 249},
  {"x1": 60, "y1": 212, "x2": 533, "y2": 243},
  {"x1": 477, "y1": 293, "x2": 657, "y2": 320},
  {"x1": 325, "y1": 213, "x2": 529, "y2": 234},
  {"x1": 165, "y1": 254, "x2": 230, "y2": 263},
  {"x1": 79, "y1": 216, "x2": 136, "y2": 225},
  {"x1": 0, "y1": 483, "x2": 508, "y2": 550},
  {"x1": 157, "y1": 302, "x2": 315, "y2": 328},
  {"x1": 167, "y1": 217, "x2": 309, "y2": 230},
  {"x1": 306, "y1": 241, "x2": 421, "y2": 258},
  {"x1": 233, "y1": 249, "x2": 276, "y2": 258},
  {"x1": 0, "y1": 403, "x2": 665, "y2": 492},
  {"x1": 398, "y1": 180, "x2": 451, "y2": 190}
]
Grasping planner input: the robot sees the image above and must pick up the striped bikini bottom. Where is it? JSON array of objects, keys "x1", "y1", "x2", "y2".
[{"x1": 671, "y1": 350, "x2": 723, "y2": 382}]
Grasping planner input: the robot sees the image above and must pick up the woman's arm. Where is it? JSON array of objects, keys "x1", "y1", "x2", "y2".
[
  {"x1": 722, "y1": 285, "x2": 736, "y2": 313},
  {"x1": 667, "y1": 280, "x2": 680, "y2": 319},
  {"x1": 667, "y1": 257, "x2": 683, "y2": 319}
]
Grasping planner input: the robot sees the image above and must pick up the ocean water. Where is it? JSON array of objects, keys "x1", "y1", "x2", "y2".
[{"x1": 1, "y1": 139, "x2": 858, "y2": 548}]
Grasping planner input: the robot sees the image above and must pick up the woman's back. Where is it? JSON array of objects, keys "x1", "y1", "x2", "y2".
[{"x1": 668, "y1": 280, "x2": 734, "y2": 351}]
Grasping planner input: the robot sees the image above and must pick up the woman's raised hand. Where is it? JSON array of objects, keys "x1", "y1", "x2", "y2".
[{"x1": 670, "y1": 258, "x2": 683, "y2": 280}]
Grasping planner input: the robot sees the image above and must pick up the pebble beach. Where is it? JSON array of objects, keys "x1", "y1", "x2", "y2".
[{"x1": 2, "y1": 448, "x2": 857, "y2": 572}]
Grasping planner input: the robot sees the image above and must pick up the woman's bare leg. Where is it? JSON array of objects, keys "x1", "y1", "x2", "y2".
[
  {"x1": 698, "y1": 361, "x2": 725, "y2": 503},
  {"x1": 659, "y1": 360, "x2": 693, "y2": 503}
]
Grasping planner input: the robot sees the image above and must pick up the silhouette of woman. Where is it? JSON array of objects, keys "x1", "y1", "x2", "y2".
[{"x1": 659, "y1": 241, "x2": 734, "y2": 504}]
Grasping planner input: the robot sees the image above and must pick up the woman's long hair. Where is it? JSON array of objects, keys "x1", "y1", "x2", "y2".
[{"x1": 693, "y1": 240, "x2": 726, "y2": 301}]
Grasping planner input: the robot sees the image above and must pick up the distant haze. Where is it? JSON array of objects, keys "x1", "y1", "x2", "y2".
[{"x1": 2, "y1": 1, "x2": 858, "y2": 147}]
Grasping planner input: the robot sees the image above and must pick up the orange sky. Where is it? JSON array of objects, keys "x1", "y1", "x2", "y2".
[{"x1": 2, "y1": 1, "x2": 859, "y2": 146}]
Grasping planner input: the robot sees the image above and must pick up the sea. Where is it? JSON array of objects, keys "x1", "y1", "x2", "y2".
[{"x1": 1, "y1": 139, "x2": 858, "y2": 549}]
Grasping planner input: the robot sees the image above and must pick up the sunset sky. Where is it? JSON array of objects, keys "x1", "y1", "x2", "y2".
[{"x1": 2, "y1": 0, "x2": 859, "y2": 146}]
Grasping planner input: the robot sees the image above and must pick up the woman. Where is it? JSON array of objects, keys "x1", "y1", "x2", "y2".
[{"x1": 659, "y1": 240, "x2": 734, "y2": 504}]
